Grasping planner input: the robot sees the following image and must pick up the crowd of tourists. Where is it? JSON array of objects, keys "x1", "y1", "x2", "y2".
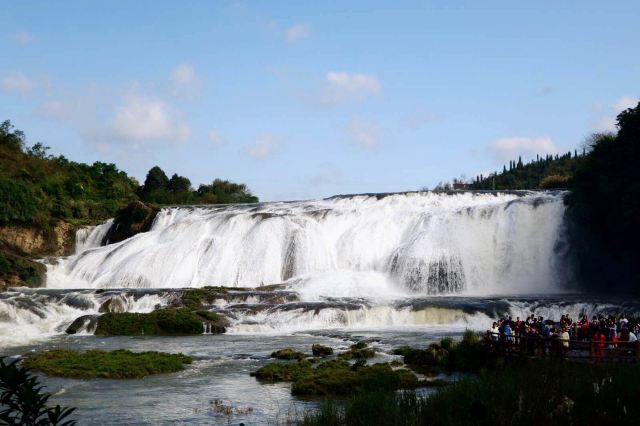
[{"x1": 487, "y1": 313, "x2": 640, "y2": 360}]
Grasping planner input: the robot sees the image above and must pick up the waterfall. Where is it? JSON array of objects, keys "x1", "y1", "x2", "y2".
[
  {"x1": 46, "y1": 191, "x2": 570, "y2": 296},
  {"x1": 74, "y1": 219, "x2": 114, "y2": 254}
]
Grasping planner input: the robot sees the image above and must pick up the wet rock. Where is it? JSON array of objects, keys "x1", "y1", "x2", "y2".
[
  {"x1": 312, "y1": 344, "x2": 334, "y2": 357},
  {"x1": 65, "y1": 314, "x2": 99, "y2": 334},
  {"x1": 99, "y1": 296, "x2": 126, "y2": 313},
  {"x1": 102, "y1": 201, "x2": 159, "y2": 245}
]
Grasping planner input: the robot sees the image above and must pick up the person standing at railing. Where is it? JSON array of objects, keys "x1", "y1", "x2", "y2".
[
  {"x1": 594, "y1": 330, "x2": 606, "y2": 362},
  {"x1": 560, "y1": 327, "x2": 570, "y2": 357},
  {"x1": 490, "y1": 322, "x2": 499, "y2": 342}
]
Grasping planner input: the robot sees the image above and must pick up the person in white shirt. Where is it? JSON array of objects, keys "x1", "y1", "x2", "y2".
[{"x1": 490, "y1": 322, "x2": 499, "y2": 342}]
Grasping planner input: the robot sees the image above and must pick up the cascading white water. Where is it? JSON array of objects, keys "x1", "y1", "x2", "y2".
[
  {"x1": 0, "y1": 191, "x2": 579, "y2": 348},
  {"x1": 74, "y1": 219, "x2": 114, "y2": 254},
  {"x1": 46, "y1": 191, "x2": 569, "y2": 296},
  {"x1": 0, "y1": 290, "x2": 171, "y2": 347}
]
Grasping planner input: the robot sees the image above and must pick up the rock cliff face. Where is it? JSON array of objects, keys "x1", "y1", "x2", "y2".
[
  {"x1": 0, "y1": 222, "x2": 76, "y2": 257},
  {"x1": 0, "y1": 241, "x2": 46, "y2": 291},
  {"x1": 0, "y1": 221, "x2": 76, "y2": 290},
  {"x1": 102, "y1": 201, "x2": 159, "y2": 245}
]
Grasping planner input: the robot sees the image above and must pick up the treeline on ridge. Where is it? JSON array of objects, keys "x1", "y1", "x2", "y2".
[
  {"x1": 0, "y1": 120, "x2": 258, "y2": 231},
  {"x1": 469, "y1": 150, "x2": 587, "y2": 190}
]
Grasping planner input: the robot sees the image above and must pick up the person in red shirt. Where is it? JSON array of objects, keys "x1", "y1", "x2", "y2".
[{"x1": 594, "y1": 330, "x2": 606, "y2": 362}]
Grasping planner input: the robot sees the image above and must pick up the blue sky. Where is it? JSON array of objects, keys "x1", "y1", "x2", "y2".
[{"x1": 1, "y1": 1, "x2": 638, "y2": 201}]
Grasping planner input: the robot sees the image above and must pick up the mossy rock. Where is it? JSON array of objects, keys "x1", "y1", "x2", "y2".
[
  {"x1": 251, "y1": 359, "x2": 313, "y2": 381},
  {"x1": 338, "y1": 343, "x2": 375, "y2": 360},
  {"x1": 312, "y1": 344, "x2": 334, "y2": 357},
  {"x1": 251, "y1": 358, "x2": 419, "y2": 396},
  {"x1": 94, "y1": 308, "x2": 207, "y2": 336},
  {"x1": 271, "y1": 348, "x2": 306, "y2": 360},
  {"x1": 181, "y1": 287, "x2": 229, "y2": 310},
  {"x1": 23, "y1": 349, "x2": 192, "y2": 379}
]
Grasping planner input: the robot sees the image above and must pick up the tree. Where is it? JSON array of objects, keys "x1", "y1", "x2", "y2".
[
  {"x1": 142, "y1": 166, "x2": 169, "y2": 193},
  {"x1": 167, "y1": 174, "x2": 191, "y2": 192},
  {"x1": 0, "y1": 120, "x2": 25, "y2": 152},
  {"x1": 567, "y1": 101, "x2": 640, "y2": 292}
]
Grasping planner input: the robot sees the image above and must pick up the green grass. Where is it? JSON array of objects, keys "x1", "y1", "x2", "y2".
[
  {"x1": 23, "y1": 349, "x2": 192, "y2": 379},
  {"x1": 94, "y1": 308, "x2": 205, "y2": 336},
  {"x1": 301, "y1": 359, "x2": 640, "y2": 426}
]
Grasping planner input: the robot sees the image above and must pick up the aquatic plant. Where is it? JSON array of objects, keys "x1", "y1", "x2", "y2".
[{"x1": 23, "y1": 349, "x2": 192, "y2": 379}]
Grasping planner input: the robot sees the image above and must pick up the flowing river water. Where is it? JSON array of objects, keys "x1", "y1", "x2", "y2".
[{"x1": 1, "y1": 191, "x2": 636, "y2": 424}]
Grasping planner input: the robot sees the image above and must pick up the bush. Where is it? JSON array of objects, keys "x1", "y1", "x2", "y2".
[
  {"x1": 302, "y1": 360, "x2": 640, "y2": 426},
  {"x1": 539, "y1": 174, "x2": 569, "y2": 189},
  {"x1": 0, "y1": 356, "x2": 76, "y2": 425}
]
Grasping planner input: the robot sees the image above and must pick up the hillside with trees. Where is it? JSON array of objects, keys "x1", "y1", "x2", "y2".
[
  {"x1": 0, "y1": 119, "x2": 258, "y2": 287},
  {"x1": 566, "y1": 101, "x2": 640, "y2": 293},
  {"x1": 468, "y1": 151, "x2": 587, "y2": 190},
  {"x1": 0, "y1": 120, "x2": 258, "y2": 231}
]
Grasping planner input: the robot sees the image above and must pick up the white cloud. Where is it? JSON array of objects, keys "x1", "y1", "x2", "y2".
[
  {"x1": 111, "y1": 94, "x2": 191, "y2": 144},
  {"x1": 285, "y1": 24, "x2": 310, "y2": 42},
  {"x1": 208, "y1": 130, "x2": 225, "y2": 145},
  {"x1": 247, "y1": 134, "x2": 281, "y2": 159},
  {"x1": 318, "y1": 72, "x2": 382, "y2": 105},
  {"x1": 1, "y1": 72, "x2": 36, "y2": 94},
  {"x1": 592, "y1": 95, "x2": 639, "y2": 132},
  {"x1": 615, "y1": 96, "x2": 638, "y2": 111},
  {"x1": 487, "y1": 136, "x2": 560, "y2": 162},
  {"x1": 14, "y1": 31, "x2": 33, "y2": 45},
  {"x1": 170, "y1": 64, "x2": 201, "y2": 99},
  {"x1": 345, "y1": 118, "x2": 381, "y2": 149}
]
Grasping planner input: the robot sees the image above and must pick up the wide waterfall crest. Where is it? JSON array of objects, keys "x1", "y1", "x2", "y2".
[{"x1": 46, "y1": 191, "x2": 569, "y2": 295}]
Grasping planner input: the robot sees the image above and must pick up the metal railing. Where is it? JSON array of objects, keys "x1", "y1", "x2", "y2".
[{"x1": 484, "y1": 331, "x2": 640, "y2": 363}]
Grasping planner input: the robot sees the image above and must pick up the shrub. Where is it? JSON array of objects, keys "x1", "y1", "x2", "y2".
[{"x1": 0, "y1": 356, "x2": 76, "y2": 425}]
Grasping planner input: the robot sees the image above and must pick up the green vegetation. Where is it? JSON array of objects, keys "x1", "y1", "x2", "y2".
[
  {"x1": 180, "y1": 286, "x2": 231, "y2": 310},
  {"x1": 394, "y1": 331, "x2": 487, "y2": 374},
  {"x1": 1, "y1": 356, "x2": 76, "y2": 425},
  {"x1": 0, "y1": 244, "x2": 45, "y2": 290},
  {"x1": 140, "y1": 165, "x2": 258, "y2": 205},
  {"x1": 22, "y1": 349, "x2": 192, "y2": 379},
  {"x1": 336, "y1": 342, "x2": 375, "y2": 360},
  {"x1": 0, "y1": 120, "x2": 258, "y2": 230},
  {"x1": 271, "y1": 348, "x2": 307, "y2": 360},
  {"x1": 566, "y1": 101, "x2": 640, "y2": 292},
  {"x1": 301, "y1": 360, "x2": 640, "y2": 426},
  {"x1": 252, "y1": 358, "x2": 419, "y2": 397},
  {"x1": 93, "y1": 308, "x2": 206, "y2": 336},
  {"x1": 468, "y1": 151, "x2": 585, "y2": 190},
  {"x1": 0, "y1": 120, "x2": 138, "y2": 229}
]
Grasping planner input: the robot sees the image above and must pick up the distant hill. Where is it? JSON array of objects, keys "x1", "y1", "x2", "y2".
[
  {"x1": 468, "y1": 151, "x2": 587, "y2": 191},
  {"x1": 0, "y1": 119, "x2": 258, "y2": 231}
]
